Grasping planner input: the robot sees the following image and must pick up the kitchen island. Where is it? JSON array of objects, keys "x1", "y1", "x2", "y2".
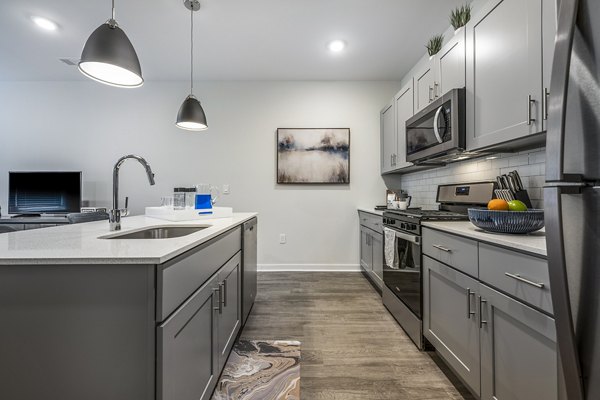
[{"x1": 0, "y1": 213, "x2": 257, "y2": 400}]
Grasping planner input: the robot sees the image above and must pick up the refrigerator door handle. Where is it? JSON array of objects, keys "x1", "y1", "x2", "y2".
[
  {"x1": 544, "y1": 186, "x2": 584, "y2": 400},
  {"x1": 546, "y1": 0, "x2": 579, "y2": 183}
]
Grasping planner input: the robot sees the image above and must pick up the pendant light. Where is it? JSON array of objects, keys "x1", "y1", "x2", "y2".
[
  {"x1": 176, "y1": 0, "x2": 208, "y2": 131},
  {"x1": 78, "y1": 0, "x2": 143, "y2": 88}
]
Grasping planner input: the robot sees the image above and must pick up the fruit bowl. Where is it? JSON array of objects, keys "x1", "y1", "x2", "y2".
[{"x1": 467, "y1": 208, "x2": 545, "y2": 234}]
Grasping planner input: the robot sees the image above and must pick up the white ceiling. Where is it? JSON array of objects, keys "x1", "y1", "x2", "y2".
[{"x1": 0, "y1": 0, "x2": 465, "y2": 81}]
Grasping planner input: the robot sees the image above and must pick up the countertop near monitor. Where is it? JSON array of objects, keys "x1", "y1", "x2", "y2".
[
  {"x1": 0, "y1": 216, "x2": 70, "y2": 225},
  {"x1": 422, "y1": 220, "x2": 547, "y2": 257},
  {"x1": 0, "y1": 213, "x2": 257, "y2": 265}
]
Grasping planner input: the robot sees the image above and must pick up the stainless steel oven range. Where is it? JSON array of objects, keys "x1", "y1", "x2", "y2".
[{"x1": 382, "y1": 182, "x2": 494, "y2": 349}]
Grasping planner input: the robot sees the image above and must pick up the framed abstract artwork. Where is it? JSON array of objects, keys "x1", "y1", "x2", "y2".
[{"x1": 276, "y1": 128, "x2": 350, "y2": 184}]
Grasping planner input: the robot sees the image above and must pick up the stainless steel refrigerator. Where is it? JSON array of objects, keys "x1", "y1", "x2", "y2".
[{"x1": 545, "y1": 0, "x2": 600, "y2": 399}]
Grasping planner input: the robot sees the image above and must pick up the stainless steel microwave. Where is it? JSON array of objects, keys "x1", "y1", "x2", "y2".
[{"x1": 405, "y1": 88, "x2": 466, "y2": 164}]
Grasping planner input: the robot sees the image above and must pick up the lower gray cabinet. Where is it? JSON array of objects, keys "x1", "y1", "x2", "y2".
[
  {"x1": 423, "y1": 227, "x2": 561, "y2": 400},
  {"x1": 423, "y1": 256, "x2": 481, "y2": 396},
  {"x1": 360, "y1": 226, "x2": 372, "y2": 272},
  {"x1": 359, "y1": 224, "x2": 383, "y2": 290},
  {"x1": 217, "y1": 253, "x2": 242, "y2": 370},
  {"x1": 479, "y1": 283, "x2": 559, "y2": 400},
  {"x1": 158, "y1": 251, "x2": 243, "y2": 400},
  {"x1": 158, "y1": 273, "x2": 220, "y2": 400},
  {"x1": 371, "y1": 232, "x2": 384, "y2": 287}
]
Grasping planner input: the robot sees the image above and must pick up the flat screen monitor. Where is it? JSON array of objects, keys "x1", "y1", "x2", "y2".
[{"x1": 8, "y1": 171, "x2": 82, "y2": 215}]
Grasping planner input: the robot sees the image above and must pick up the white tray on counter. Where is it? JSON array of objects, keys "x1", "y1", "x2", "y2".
[{"x1": 145, "y1": 206, "x2": 233, "y2": 221}]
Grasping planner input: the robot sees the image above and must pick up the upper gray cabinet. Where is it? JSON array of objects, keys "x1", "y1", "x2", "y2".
[
  {"x1": 434, "y1": 29, "x2": 466, "y2": 97},
  {"x1": 380, "y1": 100, "x2": 396, "y2": 173},
  {"x1": 465, "y1": 0, "x2": 548, "y2": 151},
  {"x1": 414, "y1": 56, "x2": 436, "y2": 113},
  {"x1": 542, "y1": 0, "x2": 558, "y2": 129},
  {"x1": 394, "y1": 79, "x2": 415, "y2": 170}
]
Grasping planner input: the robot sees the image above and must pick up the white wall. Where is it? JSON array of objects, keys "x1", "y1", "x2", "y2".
[{"x1": 0, "y1": 81, "x2": 399, "y2": 270}]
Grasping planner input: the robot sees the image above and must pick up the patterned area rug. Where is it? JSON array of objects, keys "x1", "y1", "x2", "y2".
[{"x1": 212, "y1": 340, "x2": 301, "y2": 400}]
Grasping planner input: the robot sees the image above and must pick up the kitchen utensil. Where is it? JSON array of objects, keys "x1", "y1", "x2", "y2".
[
  {"x1": 398, "y1": 200, "x2": 409, "y2": 210},
  {"x1": 496, "y1": 176, "x2": 504, "y2": 189},
  {"x1": 506, "y1": 174, "x2": 518, "y2": 194},
  {"x1": 494, "y1": 189, "x2": 514, "y2": 201},
  {"x1": 501, "y1": 175, "x2": 512, "y2": 192},
  {"x1": 468, "y1": 208, "x2": 545, "y2": 234},
  {"x1": 511, "y1": 170, "x2": 525, "y2": 191}
]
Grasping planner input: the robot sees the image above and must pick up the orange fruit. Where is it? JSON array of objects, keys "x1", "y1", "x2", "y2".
[{"x1": 487, "y1": 199, "x2": 509, "y2": 211}]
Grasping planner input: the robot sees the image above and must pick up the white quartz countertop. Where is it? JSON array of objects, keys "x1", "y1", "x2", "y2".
[
  {"x1": 422, "y1": 221, "x2": 547, "y2": 257},
  {"x1": 0, "y1": 213, "x2": 257, "y2": 265},
  {"x1": 357, "y1": 207, "x2": 384, "y2": 217}
]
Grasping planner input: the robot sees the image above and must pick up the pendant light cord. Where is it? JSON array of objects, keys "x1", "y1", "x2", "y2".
[
  {"x1": 112, "y1": 0, "x2": 115, "y2": 20},
  {"x1": 190, "y1": 5, "x2": 194, "y2": 95}
]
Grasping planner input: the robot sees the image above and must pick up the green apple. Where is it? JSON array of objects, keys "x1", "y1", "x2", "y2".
[{"x1": 507, "y1": 200, "x2": 528, "y2": 211}]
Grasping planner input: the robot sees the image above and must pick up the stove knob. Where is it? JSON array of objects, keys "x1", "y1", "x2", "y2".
[
  {"x1": 411, "y1": 224, "x2": 417, "y2": 230},
  {"x1": 401, "y1": 223, "x2": 406, "y2": 229}
]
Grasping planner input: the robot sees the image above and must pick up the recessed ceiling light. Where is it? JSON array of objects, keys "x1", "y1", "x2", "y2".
[
  {"x1": 31, "y1": 16, "x2": 58, "y2": 31},
  {"x1": 485, "y1": 156, "x2": 499, "y2": 160},
  {"x1": 328, "y1": 40, "x2": 346, "y2": 53}
]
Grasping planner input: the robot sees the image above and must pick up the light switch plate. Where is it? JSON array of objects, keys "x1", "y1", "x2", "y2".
[
  {"x1": 223, "y1": 184, "x2": 230, "y2": 194},
  {"x1": 279, "y1": 233, "x2": 286, "y2": 244}
]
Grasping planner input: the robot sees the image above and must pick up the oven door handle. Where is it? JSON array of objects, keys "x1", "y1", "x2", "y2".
[
  {"x1": 432, "y1": 106, "x2": 444, "y2": 144},
  {"x1": 392, "y1": 229, "x2": 421, "y2": 245}
]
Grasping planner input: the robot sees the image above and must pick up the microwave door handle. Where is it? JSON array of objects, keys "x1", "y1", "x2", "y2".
[{"x1": 433, "y1": 106, "x2": 444, "y2": 144}]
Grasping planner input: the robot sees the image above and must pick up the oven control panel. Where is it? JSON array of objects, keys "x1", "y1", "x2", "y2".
[{"x1": 383, "y1": 218, "x2": 420, "y2": 235}]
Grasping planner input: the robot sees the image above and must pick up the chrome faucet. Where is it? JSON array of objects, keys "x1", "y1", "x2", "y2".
[{"x1": 109, "y1": 154, "x2": 156, "y2": 231}]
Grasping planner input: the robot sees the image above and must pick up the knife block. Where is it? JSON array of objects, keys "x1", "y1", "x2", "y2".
[{"x1": 514, "y1": 190, "x2": 533, "y2": 209}]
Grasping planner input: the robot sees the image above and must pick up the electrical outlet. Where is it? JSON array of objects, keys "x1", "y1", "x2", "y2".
[
  {"x1": 223, "y1": 184, "x2": 230, "y2": 194},
  {"x1": 279, "y1": 233, "x2": 287, "y2": 244}
]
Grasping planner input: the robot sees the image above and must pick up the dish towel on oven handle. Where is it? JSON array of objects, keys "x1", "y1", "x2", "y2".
[{"x1": 384, "y1": 227, "x2": 399, "y2": 270}]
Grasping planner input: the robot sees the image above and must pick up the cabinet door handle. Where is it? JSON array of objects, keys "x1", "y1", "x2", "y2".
[
  {"x1": 505, "y1": 272, "x2": 545, "y2": 288},
  {"x1": 434, "y1": 82, "x2": 439, "y2": 98},
  {"x1": 527, "y1": 95, "x2": 536, "y2": 125},
  {"x1": 466, "y1": 288, "x2": 476, "y2": 319},
  {"x1": 432, "y1": 244, "x2": 452, "y2": 253},
  {"x1": 213, "y1": 287, "x2": 222, "y2": 314},
  {"x1": 479, "y1": 296, "x2": 488, "y2": 328},
  {"x1": 429, "y1": 86, "x2": 433, "y2": 102},
  {"x1": 543, "y1": 88, "x2": 550, "y2": 120},
  {"x1": 218, "y1": 283, "x2": 224, "y2": 314},
  {"x1": 223, "y1": 279, "x2": 228, "y2": 307}
]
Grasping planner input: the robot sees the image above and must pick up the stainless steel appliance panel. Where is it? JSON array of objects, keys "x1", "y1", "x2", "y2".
[
  {"x1": 242, "y1": 218, "x2": 257, "y2": 325},
  {"x1": 545, "y1": 0, "x2": 600, "y2": 399},
  {"x1": 383, "y1": 227, "x2": 422, "y2": 318},
  {"x1": 405, "y1": 88, "x2": 466, "y2": 163}
]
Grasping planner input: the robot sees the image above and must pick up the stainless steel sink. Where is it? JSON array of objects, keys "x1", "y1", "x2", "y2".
[{"x1": 103, "y1": 226, "x2": 208, "y2": 239}]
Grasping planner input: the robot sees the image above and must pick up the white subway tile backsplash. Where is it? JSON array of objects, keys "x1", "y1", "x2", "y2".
[
  {"x1": 508, "y1": 154, "x2": 530, "y2": 167},
  {"x1": 394, "y1": 148, "x2": 546, "y2": 208}
]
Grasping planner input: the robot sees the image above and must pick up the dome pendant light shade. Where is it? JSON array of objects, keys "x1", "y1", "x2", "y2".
[
  {"x1": 79, "y1": 24, "x2": 143, "y2": 87},
  {"x1": 176, "y1": 0, "x2": 207, "y2": 131},
  {"x1": 176, "y1": 95, "x2": 208, "y2": 130},
  {"x1": 78, "y1": 1, "x2": 143, "y2": 88}
]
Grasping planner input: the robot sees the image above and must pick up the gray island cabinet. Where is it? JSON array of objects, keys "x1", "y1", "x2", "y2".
[
  {"x1": 422, "y1": 226, "x2": 564, "y2": 400},
  {"x1": 0, "y1": 216, "x2": 257, "y2": 400}
]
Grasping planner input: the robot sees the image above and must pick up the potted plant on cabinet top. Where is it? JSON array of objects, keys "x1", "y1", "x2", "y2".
[
  {"x1": 450, "y1": 4, "x2": 471, "y2": 33},
  {"x1": 426, "y1": 34, "x2": 444, "y2": 58}
]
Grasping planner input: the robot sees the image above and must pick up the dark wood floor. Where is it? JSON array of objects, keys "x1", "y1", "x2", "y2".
[{"x1": 240, "y1": 272, "x2": 475, "y2": 400}]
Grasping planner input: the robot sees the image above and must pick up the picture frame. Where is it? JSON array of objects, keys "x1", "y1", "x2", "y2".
[{"x1": 276, "y1": 128, "x2": 350, "y2": 184}]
